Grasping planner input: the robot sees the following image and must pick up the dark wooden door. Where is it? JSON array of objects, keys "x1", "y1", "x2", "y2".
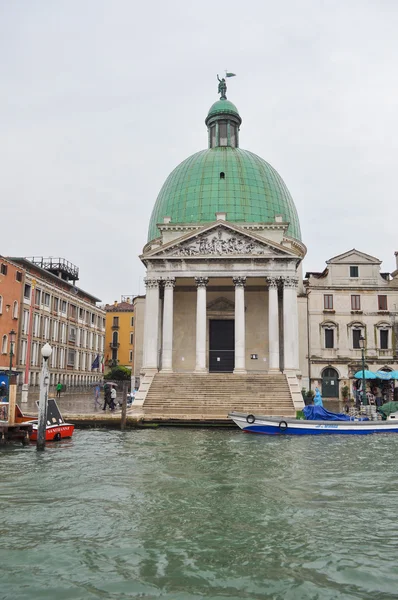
[
  {"x1": 322, "y1": 368, "x2": 339, "y2": 398},
  {"x1": 209, "y1": 320, "x2": 234, "y2": 372}
]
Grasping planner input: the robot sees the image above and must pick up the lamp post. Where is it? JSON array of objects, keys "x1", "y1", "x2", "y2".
[
  {"x1": 37, "y1": 343, "x2": 52, "y2": 451},
  {"x1": 8, "y1": 329, "x2": 16, "y2": 381},
  {"x1": 359, "y1": 335, "x2": 368, "y2": 406}
]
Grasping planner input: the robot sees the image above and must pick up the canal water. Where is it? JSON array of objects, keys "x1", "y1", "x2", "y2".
[{"x1": 1, "y1": 429, "x2": 398, "y2": 600}]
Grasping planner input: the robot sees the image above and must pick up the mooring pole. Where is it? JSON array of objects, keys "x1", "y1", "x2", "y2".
[
  {"x1": 121, "y1": 381, "x2": 128, "y2": 431},
  {"x1": 37, "y1": 343, "x2": 52, "y2": 451}
]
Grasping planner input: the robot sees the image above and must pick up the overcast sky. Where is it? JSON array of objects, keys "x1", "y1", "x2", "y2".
[{"x1": 1, "y1": 0, "x2": 398, "y2": 303}]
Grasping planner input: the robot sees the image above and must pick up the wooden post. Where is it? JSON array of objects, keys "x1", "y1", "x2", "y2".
[
  {"x1": 8, "y1": 382, "x2": 16, "y2": 426},
  {"x1": 37, "y1": 347, "x2": 52, "y2": 451},
  {"x1": 121, "y1": 381, "x2": 128, "y2": 430}
]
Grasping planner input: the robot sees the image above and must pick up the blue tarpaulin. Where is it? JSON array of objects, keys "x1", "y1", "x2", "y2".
[{"x1": 303, "y1": 406, "x2": 362, "y2": 421}]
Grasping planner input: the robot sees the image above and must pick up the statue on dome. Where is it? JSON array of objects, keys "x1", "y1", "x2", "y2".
[{"x1": 217, "y1": 75, "x2": 227, "y2": 100}]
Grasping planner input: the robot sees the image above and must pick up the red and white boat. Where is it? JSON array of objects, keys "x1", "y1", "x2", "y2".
[{"x1": 15, "y1": 398, "x2": 74, "y2": 442}]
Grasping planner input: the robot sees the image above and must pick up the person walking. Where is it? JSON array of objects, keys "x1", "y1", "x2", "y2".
[
  {"x1": 102, "y1": 385, "x2": 111, "y2": 411},
  {"x1": 56, "y1": 382, "x2": 62, "y2": 398},
  {"x1": 110, "y1": 386, "x2": 117, "y2": 411}
]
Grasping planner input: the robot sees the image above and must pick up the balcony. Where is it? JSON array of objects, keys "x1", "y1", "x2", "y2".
[
  {"x1": 111, "y1": 323, "x2": 120, "y2": 330},
  {"x1": 109, "y1": 342, "x2": 120, "y2": 349}
]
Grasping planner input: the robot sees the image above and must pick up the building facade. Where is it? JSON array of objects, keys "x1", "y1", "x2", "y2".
[
  {"x1": 104, "y1": 296, "x2": 135, "y2": 371},
  {"x1": 304, "y1": 249, "x2": 398, "y2": 398},
  {"x1": 0, "y1": 257, "x2": 24, "y2": 375},
  {"x1": 7, "y1": 257, "x2": 105, "y2": 396}
]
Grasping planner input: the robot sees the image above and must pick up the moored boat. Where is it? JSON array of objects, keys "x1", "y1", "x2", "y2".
[
  {"x1": 15, "y1": 398, "x2": 74, "y2": 442},
  {"x1": 229, "y1": 409, "x2": 398, "y2": 436}
]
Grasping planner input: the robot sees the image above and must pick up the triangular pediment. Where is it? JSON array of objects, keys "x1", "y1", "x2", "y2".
[
  {"x1": 142, "y1": 221, "x2": 299, "y2": 260},
  {"x1": 326, "y1": 249, "x2": 381, "y2": 265},
  {"x1": 207, "y1": 297, "x2": 235, "y2": 312}
]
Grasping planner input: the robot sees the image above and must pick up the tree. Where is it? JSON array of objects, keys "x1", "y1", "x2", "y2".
[{"x1": 104, "y1": 366, "x2": 131, "y2": 381}]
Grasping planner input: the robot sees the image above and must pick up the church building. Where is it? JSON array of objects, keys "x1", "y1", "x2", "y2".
[{"x1": 133, "y1": 81, "x2": 307, "y2": 418}]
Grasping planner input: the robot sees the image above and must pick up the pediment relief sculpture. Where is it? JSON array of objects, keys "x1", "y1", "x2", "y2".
[{"x1": 158, "y1": 226, "x2": 285, "y2": 257}]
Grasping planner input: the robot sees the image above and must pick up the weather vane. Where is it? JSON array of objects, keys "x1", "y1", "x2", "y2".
[{"x1": 217, "y1": 71, "x2": 236, "y2": 99}]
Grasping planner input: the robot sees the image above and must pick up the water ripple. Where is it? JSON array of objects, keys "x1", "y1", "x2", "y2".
[{"x1": 1, "y1": 429, "x2": 398, "y2": 599}]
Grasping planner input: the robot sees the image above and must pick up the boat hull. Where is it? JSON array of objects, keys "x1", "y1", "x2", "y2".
[
  {"x1": 229, "y1": 412, "x2": 398, "y2": 436},
  {"x1": 29, "y1": 423, "x2": 75, "y2": 442}
]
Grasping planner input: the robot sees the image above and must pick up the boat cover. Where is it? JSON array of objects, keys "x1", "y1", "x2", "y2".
[
  {"x1": 303, "y1": 406, "x2": 353, "y2": 421},
  {"x1": 377, "y1": 401, "x2": 398, "y2": 420}
]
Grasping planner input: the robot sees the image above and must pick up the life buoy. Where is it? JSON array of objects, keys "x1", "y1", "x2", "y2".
[
  {"x1": 246, "y1": 414, "x2": 255, "y2": 424},
  {"x1": 278, "y1": 421, "x2": 288, "y2": 432},
  {"x1": 53, "y1": 432, "x2": 61, "y2": 441}
]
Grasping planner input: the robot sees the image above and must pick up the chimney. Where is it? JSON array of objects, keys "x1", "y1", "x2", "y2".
[{"x1": 395, "y1": 252, "x2": 398, "y2": 270}]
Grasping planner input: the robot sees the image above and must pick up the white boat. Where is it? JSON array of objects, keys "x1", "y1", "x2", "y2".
[{"x1": 228, "y1": 411, "x2": 398, "y2": 436}]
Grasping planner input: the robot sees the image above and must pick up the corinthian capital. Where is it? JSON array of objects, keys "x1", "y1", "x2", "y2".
[
  {"x1": 195, "y1": 277, "x2": 209, "y2": 288},
  {"x1": 267, "y1": 276, "x2": 279, "y2": 289},
  {"x1": 163, "y1": 277, "x2": 176, "y2": 289},
  {"x1": 232, "y1": 276, "x2": 246, "y2": 287},
  {"x1": 282, "y1": 276, "x2": 299, "y2": 289},
  {"x1": 144, "y1": 278, "x2": 160, "y2": 289}
]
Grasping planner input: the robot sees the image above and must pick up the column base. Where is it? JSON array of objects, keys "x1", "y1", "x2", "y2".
[
  {"x1": 233, "y1": 368, "x2": 247, "y2": 374},
  {"x1": 160, "y1": 368, "x2": 173, "y2": 373},
  {"x1": 268, "y1": 368, "x2": 281, "y2": 374},
  {"x1": 142, "y1": 368, "x2": 159, "y2": 376},
  {"x1": 194, "y1": 368, "x2": 208, "y2": 373}
]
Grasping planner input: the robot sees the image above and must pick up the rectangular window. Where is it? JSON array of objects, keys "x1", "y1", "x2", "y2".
[
  {"x1": 16, "y1": 271, "x2": 22, "y2": 282},
  {"x1": 324, "y1": 328, "x2": 334, "y2": 349},
  {"x1": 35, "y1": 289, "x2": 41, "y2": 306},
  {"x1": 219, "y1": 121, "x2": 228, "y2": 146},
  {"x1": 324, "y1": 294, "x2": 333, "y2": 310},
  {"x1": 43, "y1": 293, "x2": 50, "y2": 307},
  {"x1": 69, "y1": 304, "x2": 77, "y2": 319},
  {"x1": 67, "y1": 350, "x2": 75, "y2": 366},
  {"x1": 91, "y1": 313, "x2": 95, "y2": 325},
  {"x1": 1, "y1": 264, "x2": 7, "y2": 275},
  {"x1": 79, "y1": 307, "x2": 84, "y2": 320},
  {"x1": 129, "y1": 350, "x2": 133, "y2": 362},
  {"x1": 53, "y1": 297, "x2": 59, "y2": 312},
  {"x1": 351, "y1": 295, "x2": 361, "y2": 310},
  {"x1": 24, "y1": 284, "x2": 31, "y2": 299},
  {"x1": 130, "y1": 332, "x2": 134, "y2": 344},
  {"x1": 130, "y1": 316, "x2": 134, "y2": 327},
  {"x1": 353, "y1": 329, "x2": 362, "y2": 349},
  {"x1": 69, "y1": 326, "x2": 76, "y2": 342},
  {"x1": 113, "y1": 316, "x2": 119, "y2": 327},
  {"x1": 378, "y1": 295, "x2": 388, "y2": 311},
  {"x1": 380, "y1": 330, "x2": 389, "y2": 350},
  {"x1": 350, "y1": 266, "x2": 359, "y2": 277},
  {"x1": 61, "y1": 300, "x2": 67, "y2": 313}
]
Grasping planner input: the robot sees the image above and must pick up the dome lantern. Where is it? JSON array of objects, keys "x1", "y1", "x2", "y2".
[{"x1": 205, "y1": 75, "x2": 242, "y2": 149}]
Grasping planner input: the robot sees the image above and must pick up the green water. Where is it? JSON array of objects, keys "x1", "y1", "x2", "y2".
[{"x1": 1, "y1": 429, "x2": 398, "y2": 600}]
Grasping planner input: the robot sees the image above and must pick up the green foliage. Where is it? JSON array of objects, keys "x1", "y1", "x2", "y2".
[
  {"x1": 341, "y1": 385, "x2": 350, "y2": 400},
  {"x1": 104, "y1": 366, "x2": 131, "y2": 381},
  {"x1": 306, "y1": 389, "x2": 315, "y2": 399},
  {"x1": 301, "y1": 388, "x2": 307, "y2": 400}
]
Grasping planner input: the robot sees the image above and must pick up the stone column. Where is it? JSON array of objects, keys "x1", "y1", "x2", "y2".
[
  {"x1": 267, "y1": 277, "x2": 280, "y2": 372},
  {"x1": 233, "y1": 276, "x2": 247, "y2": 374},
  {"x1": 142, "y1": 278, "x2": 160, "y2": 372},
  {"x1": 195, "y1": 277, "x2": 208, "y2": 372},
  {"x1": 161, "y1": 278, "x2": 175, "y2": 372},
  {"x1": 282, "y1": 276, "x2": 299, "y2": 371}
]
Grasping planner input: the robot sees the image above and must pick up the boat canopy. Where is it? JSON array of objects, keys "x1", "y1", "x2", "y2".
[{"x1": 304, "y1": 406, "x2": 359, "y2": 421}]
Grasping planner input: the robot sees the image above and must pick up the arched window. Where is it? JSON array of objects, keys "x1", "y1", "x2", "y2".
[
  {"x1": 322, "y1": 367, "x2": 339, "y2": 398},
  {"x1": 112, "y1": 331, "x2": 118, "y2": 345},
  {"x1": 348, "y1": 322, "x2": 365, "y2": 349},
  {"x1": 376, "y1": 322, "x2": 391, "y2": 350},
  {"x1": 13, "y1": 300, "x2": 18, "y2": 319},
  {"x1": 1, "y1": 335, "x2": 7, "y2": 354},
  {"x1": 0, "y1": 295, "x2": 3, "y2": 314}
]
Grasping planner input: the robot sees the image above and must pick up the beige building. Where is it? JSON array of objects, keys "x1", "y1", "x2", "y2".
[{"x1": 304, "y1": 249, "x2": 398, "y2": 398}]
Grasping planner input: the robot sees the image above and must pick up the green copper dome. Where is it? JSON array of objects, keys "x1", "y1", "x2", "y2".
[
  {"x1": 207, "y1": 99, "x2": 240, "y2": 120},
  {"x1": 147, "y1": 94, "x2": 301, "y2": 242}
]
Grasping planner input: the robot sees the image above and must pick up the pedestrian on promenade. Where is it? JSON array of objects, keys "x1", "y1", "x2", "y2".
[
  {"x1": 110, "y1": 386, "x2": 117, "y2": 411},
  {"x1": 94, "y1": 384, "x2": 101, "y2": 409},
  {"x1": 102, "y1": 384, "x2": 111, "y2": 411},
  {"x1": 56, "y1": 382, "x2": 62, "y2": 398}
]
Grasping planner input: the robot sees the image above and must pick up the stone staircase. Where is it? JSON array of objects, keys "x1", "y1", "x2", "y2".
[{"x1": 141, "y1": 373, "x2": 296, "y2": 421}]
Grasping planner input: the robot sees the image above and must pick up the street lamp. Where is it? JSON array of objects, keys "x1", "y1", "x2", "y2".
[
  {"x1": 37, "y1": 342, "x2": 52, "y2": 451},
  {"x1": 359, "y1": 334, "x2": 368, "y2": 406},
  {"x1": 8, "y1": 329, "x2": 16, "y2": 379}
]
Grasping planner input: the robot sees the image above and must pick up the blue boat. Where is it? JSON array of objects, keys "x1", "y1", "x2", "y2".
[{"x1": 229, "y1": 406, "x2": 398, "y2": 436}]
